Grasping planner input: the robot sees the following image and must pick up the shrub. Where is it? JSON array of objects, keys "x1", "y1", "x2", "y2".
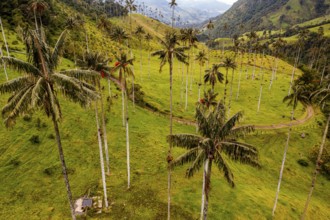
[
  {"x1": 23, "y1": 114, "x2": 32, "y2": 122},
  {"x1": 309, "y1": 144, "x2": 330, "y2": 178},
  {"x1": 29, "y1": 135, "x2": 40, "y2": 144},
  {"x1": 297, "y1": 158, "x2": 309, "y2": 167}
]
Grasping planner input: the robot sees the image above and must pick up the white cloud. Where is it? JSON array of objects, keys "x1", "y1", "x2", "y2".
[{"x1": 216, "y1": 0, "x2": 237, "y2": 4}]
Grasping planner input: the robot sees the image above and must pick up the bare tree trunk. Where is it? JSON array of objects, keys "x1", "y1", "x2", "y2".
[
  {"x1": 52, "y1": 113, "x2": 77, "y2": 220},
  {"x1": 168, "y1": 53, "x2": 174, "y2": 220},
  {"x1": 272, "y1": 109, "x2": 294, "y2": 216},
  {"x1": 203, "y1": 159, "x2": 212, "y2": 220},
  {"x1": 185, "y1": 63, "x2": 189, "y2": 110},
  {"x1": 252, "y1": 52, "x2": 256, "y2": 80},
  {"x1": 95, "y1": 103, "x2": 109, "y2": 208},
  {"x1": 200, "y1": 159, "x2": 208, "y2": 220},
  {"x1": 236, "y1": 53, "x2": 243, "y2": 100},
  {"x1": 0, "y1": 48, "x2": 8, "y2": 81},
  {"x1": 301, "y1": 114, "x2": 330, "y2": 220},
  {"x1": 122, "y1": 89, "x2": 125, "y2": 126},
  {"x1": 0, "y1": 17, "x2": 10, "y2": 56},
  {"x1": 198, "y1": 64, "x2": 202, "y2": 101},
  {"x1": 288, "y1": 47, "x2": 301, "y2": 95},
  {"x1": 257, "y1": 51, "x2": 265, "y2": 112},
  {"x1": 125, "y1": 110, "x2": 131, "y2": 189},
  {"x1": 228, "y1": 68, "x2": 235, "y2": 117},
  {"x1": 100, "y1": 93, "x2": 110, "y2": 175}
]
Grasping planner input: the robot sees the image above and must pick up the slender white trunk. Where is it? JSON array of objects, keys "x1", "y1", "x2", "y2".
[
  {"x1": 0, "y1": 48, "x2": 8, "y2": 81},
  {"x1": 301, "y1": 114, "x2": 330, "y2": 220},
  {"x1": 320, "y1": 64, "x2": 326, "y2": 85},
  {"x1": 122, "y1": 89, "x2": 125, "y2": 126},
  {"x1": 200, "y1": 159, "x2": 209, "y2": 220},
  {"x1": 236, "y1": 54, "x2": 243, "y2": 100},
  {"x1": 95, "y1": 103, "x2": 109, "y2": 208},
  {"x1": 252, "y1": 52, "x2": 256, "y2": 80},
  {"x1": 132, "y1": 76, "x2": 135, "y2": 111},
  {"x1": 185, "y1": 64, "x2": 189, "y2": 110},
  {"x1": 126, "y1": 115, "x2": 130, "y2": 189},
  {"x1": 100, "y1": 94, "x2": 110, "y2": 175},
  {"x1": 0, "y1": 17, "x2": 10, "y2": 56},
  {"x1": 228, "y1": 68, "x2": 235, "y2": 117},
  {"x1": 168, "y1": 53, "x2": 174, "y2": 220},
  {"x1": 269, "y1": 57, "x2": 278, "y2": 90},
  {"x1": 257, "y1": 52, "x2": 265, "y2": 112},
  {"x1": 288, "y1": 47, "x2": 301, "y2": 95},
  {"x1": 107, "y1": 79, "x2": 112, "y2": 97},
  {"x1": 272, "y1": 109, "x2": 294, "y2": 216}
]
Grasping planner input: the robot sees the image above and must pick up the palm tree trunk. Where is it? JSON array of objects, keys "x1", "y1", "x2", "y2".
[
  {"x1": 236, "y1": 54, "x2": 243, "y2": 100},
  {"x1": 168, "y1": 53, "x2": 174, "y2": 220},
  {"x1": 95, "y1": 103, "x2": 109, "y2": 208},
  {"x1": 33, "y1": 9, "x2": 39, "y2": 33},
  {"x1": 252, "y1": 52, "x2": 256, "y2": 80},
  {"x1": 269, "y1": 57, "x2": 278, "y2": 90},
  {"x1": 257, "y1": 52, "x2": 265, "y2": 112},
  {"x1": 301, "y1": 114, "x2": 330, "y2": 220},
  {"x1": 320, "y1": 63, "x2": 326, "y2": 85},
  {"x1": 288, "y1": 47, "x2": 301, "y2": 95},
  {"x1": 108, "y1": 78, "x2": 112, "y2": 97},
  {"x1": 200, "y1": 159, "x2": 209, "y2": 220},
  {"x1": 100, "y1": 93, "x2": 110, "y2": 175},
  {"x1": 203, "y1": 159, "x2": 212, "y2": 220},
  {"x1": 272, "y1": 109, "x2": 294, "y2": 216},
  {"x1": 140, "y1": 41, "x2": 143, "y2": 81},
  {"x1": 0, "y1": 48, "x2": 8, "y2": 81},
  {"x1": 0, "y1": 17, "x2": 10, "y2": 56},
  {"x1": 185, "y1": 63, "x2": 189, "y2": 111},
  {"x1": 122, "y1": 89, "x2": 125, "y2": 126},
  {"x1": 223, "y1": 69, "x2": 228, "y2": 110},
  {"x1": 52, "y1": 113, "x2": 76, "y2": 220},
  {"x1": 125, "y1": 108, "x2": 131, "y2": 189},
  {"x1": 228, "y1": 68, "x2": 235, "y2": 117},
  {"x1": 198, "y1": 64, "x2": 202, "y2": 101}
]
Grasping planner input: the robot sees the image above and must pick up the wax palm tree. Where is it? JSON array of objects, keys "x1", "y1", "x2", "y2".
[
  {"x1": 152, "y1": 32, "x2": 188, "y2": 220},
  {"x1": 28, "y1": 0, "x2": 48, "y2": 33},
  {"x1": 110, "y1": 26, "x2": 129, "y2": 46},
  {"x1": 198, "y1": 89, "x2": 218, "y2": 109},
  {"x1": 169, "y1": 0, "x2": 177, "y2": 28},
  {"x1": 204, "y1": 64, "x2": 224, "y2": 92},
  {"x1": 206, "y1": 20, "x2": 214, "y2": 68},
  {"x1": 221, "y1": 57, "x2": 236, "y2": 111},
  {"x1": 0, "y1": 29, "x2": 99, "y2": 220},
  {"x1": 288, "y1": 29, "x2": 310, "y2": 95},
  {"x1": 272, "y1": 83, "x2": 311, "y2": 216},
  {"x1": 226, "y1": 57, "x2": 237, "y2": 116},
  {"x1": 195, "y1": 50, "x2": 208, "y2": 100},
  {"x1": 302, "y1": 82, "x2": 330, "y2": 219},
  {"x1": 169, "y1": 101, "x2": 259, "y2": 220},
  {"x1": 111, "y1": 52, "x2": 134, "y2": 189},
  {"x1": 269, "y1": 37, "x2": 286, "y2": 90},
  {"x1": 135, "y1": 25, "x2": 145, "y2": 80},
  {"x1": 180, "y1": 28, "x2": 198, "y2": 110},
  {"x1": 145, "y1": 33, "x2": 153, "y2": 78}
]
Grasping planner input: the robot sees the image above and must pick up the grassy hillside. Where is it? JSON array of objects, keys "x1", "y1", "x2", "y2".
[
  {"x1": 207, "y1": 0, "x2": 330, "y2": 38},
  {"x1": 0, "y1": 3, "x2": 329, "y2": 220}
]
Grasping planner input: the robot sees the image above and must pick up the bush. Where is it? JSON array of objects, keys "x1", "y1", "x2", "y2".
[
  {"x1": 22, "y1": 114, "x2": 32, "y2": 122},
  {"x1": 29, "y1": 135, "x2": 40, "y2": 144},
  {"x1": 309, "y1": 144, "x2": 330, "y2": 178},
  {"x1": 48, "y1": 134, "x2": 55, "y2": 139},
  {"x1": 297, "y1": 158, "x2": 309, "y2": 167}
]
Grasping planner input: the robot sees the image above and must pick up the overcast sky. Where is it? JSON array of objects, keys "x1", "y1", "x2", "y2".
[{"x1": 177, "y1": 0, "x2": 237, "y2": 5}]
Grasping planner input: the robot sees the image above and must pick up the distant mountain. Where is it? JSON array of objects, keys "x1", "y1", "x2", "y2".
[
  {"x1": 135, "y1": 0, "x2": 230, "y2": 26},
  {"x1": 205, "y1": 0, "x2": 330, "y2": 38}
]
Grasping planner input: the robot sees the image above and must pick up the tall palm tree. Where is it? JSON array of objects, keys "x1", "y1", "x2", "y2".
[
  {"x1": 111, "y1": 53, "x2": 134, "y2": 189},
  {"x1": 195, "y1": 50, "x2": 208, "y2": 100},
  {"x1": 269, "y1": 37, "x2": 286, "y2": 90},
  {"x1": 76, "y1": 52, "x2": 111, "y2": 177},
  {"x1": 110, "y1": 26, "x2": 129, "y2": 47},
  {"x1": 199, "y1": 89, "x2": 218, "y2": 109},
  {"x1": 169, "y1": 101, "x2": 259, "y2": 220},
  {"x1": 221, "y1": 57, "x2": 236, "y2": 112},
  {"x1": 144, "y1": 33, "x2": 153, "y2": 79},
  {"x1": 180, "y1": 28, "x2": 198, "y2": 110},
  {"x1": 204, "y1": 64, "x2": 224, "y2": 92},
  {"x1": 0, "y1": 29, "x2": 99, "y2": 220},
  {"x1": 226, "y1": 57, "x2": 237, "y2": 116},
  {"x1": 152, "y1": 32, "x2": 188, "y2": 220},
  {"x1": 302, "y1": 82, "x2": 330, "y2": 219},
  {"x1": 135, "y1": 25, "x2": 146, "y2": 81},
  {"x1": 169, "y1": 0, "x2": 177, "y2": 29},
  {"x1": 28, "y1": 0, "x2": 48, "y2": 34},
  {"x1": 272, "y1": 83, "x2": 311, "y2": 216},
  {"x1": 206, "y1": 20, "x2": 214, "y2": 69},
  {"x1": 288, "y1": 29, "x2": 309, "y2": 95}
]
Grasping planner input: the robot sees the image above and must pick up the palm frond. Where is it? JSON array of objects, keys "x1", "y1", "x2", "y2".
[
  {"x1": 186, "y1": 150, "x2": 205, "y2": 178},
  {"x1": 60, "y1": 69, "x2": 100, "y2": 84},
  {"x1": 214, "y1": 150, "x2": 235, "y2": 187},
  {"x1": 218, "y1": 111, "x2": 243, "y2": 139},
  {"x1": 51, "y1": 30, "x2": 67, "y2": 68},
  {"x1": 45, "y1": 82, "x2": 61, "y2": 121},
  {"x1": 170, "y1": 147, "x2": 199, "y2": 168},
  {"x1": 3, "y1": 86, "x2": 33, "y2": 127},
  {"x1": 0, "y1": 76, "x2": 33, "y2": 94},
  {"x1": 229, "y1": 125, "x2": 255, "y2": 138},
  {"x1": 220, "y1": 141, "x2": 260, "y2": 167},
  {"x1": 31, "y1": 77, "x2": 46, "y2": 107},
  {"x1": 1, "y1": 57, "x2": 41, "y2": 77},
  {"x1": 167, "y1": 134, "x2": 202, "y2": 149}
]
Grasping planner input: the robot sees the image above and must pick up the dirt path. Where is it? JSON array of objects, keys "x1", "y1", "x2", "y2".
[{"x1": 147, "y1": 105, "x2": 315, "y2": 130}]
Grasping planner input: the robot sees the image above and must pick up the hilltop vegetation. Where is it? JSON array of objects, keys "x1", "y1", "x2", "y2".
[
  {"x1": 205, "y1": 0, "x2": 330, "y2": 38},
  {"x1": 0, "y1": 0, "x2": 329, "y2": 219}
]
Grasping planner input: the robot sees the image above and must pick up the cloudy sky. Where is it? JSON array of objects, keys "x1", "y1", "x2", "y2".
[{"x1": 177, "y1": 0, "x2": 237, "y2": 5}]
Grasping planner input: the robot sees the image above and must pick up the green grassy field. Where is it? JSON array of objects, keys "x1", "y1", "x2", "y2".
[{"x1": 0, "y1": 13, "x2": 329, "y2": 220}]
